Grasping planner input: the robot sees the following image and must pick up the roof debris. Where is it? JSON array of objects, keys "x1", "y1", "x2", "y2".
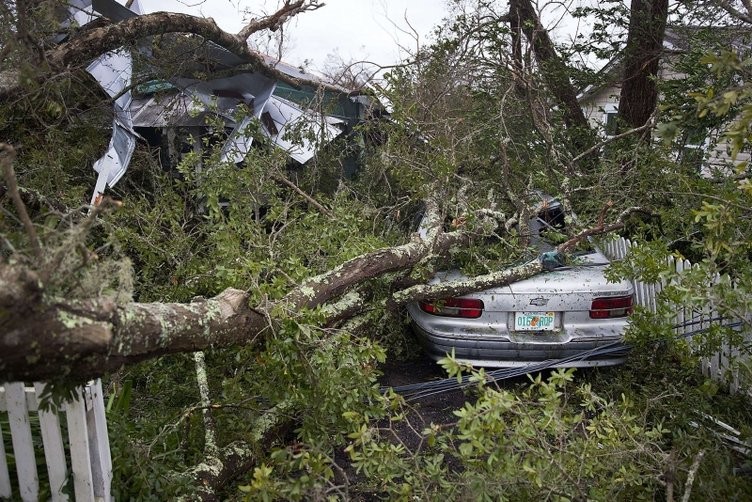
[{"x1": 60, "y1": 0, "x2": 373, "y2": 205}]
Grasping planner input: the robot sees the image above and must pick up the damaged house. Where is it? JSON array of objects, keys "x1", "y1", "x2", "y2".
[{"x1": 62, "y1": 0, "x2": 378, "y2": 205}]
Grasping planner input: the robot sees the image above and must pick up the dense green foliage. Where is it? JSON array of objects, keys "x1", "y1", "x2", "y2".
[{"x1": 2, "y1": 0, "x2": 752, "y2": 499}]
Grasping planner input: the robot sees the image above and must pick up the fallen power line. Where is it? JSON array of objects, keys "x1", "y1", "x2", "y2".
[{"x1": 384, "y1": 320, "x2": 746, "y2": 402}]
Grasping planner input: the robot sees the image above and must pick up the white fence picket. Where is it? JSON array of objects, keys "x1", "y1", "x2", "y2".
[
  {"x1": 600, "y1": 236, "x2": 750, "y2": 395},
  {"x1": 86, "y1": 380, "x2": 112, "y2": 500},
  {"x1": 675, "y1": 257, "x2": 687, "y2": 336},
  {"x1": 66, "y1": 389, "x2": 97, "y2": 501},
  {"x1": 0, "y1": 417, "x2": 11, "y2": 498},
  {"x1": 0, "y1": 380, "x2": 111, "y2": 501},
  {"x1": 33, "y1": 383, "x2": 69, "y2": 501},
  {"x1": 5, "y1": 382, "x2": 39, "y2": 501}
]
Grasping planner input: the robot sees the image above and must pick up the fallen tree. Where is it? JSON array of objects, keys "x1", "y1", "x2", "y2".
[
  {"x1": 0, "y1": 140, "x2": 638, "y2": 381},
  {"x1": 0, "y1": 2, "x2": 682, "y2": 498}
]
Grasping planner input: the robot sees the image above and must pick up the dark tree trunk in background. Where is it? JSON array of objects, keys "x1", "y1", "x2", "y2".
[
  {"x1": 508, "y1": 0, "x2": 596, "y2": 162},
  {"x1": 618, "y1": 0, "x2": 669, "y2": 132}
]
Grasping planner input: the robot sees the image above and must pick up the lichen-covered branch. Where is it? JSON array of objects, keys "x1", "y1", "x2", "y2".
[
  {"x1": 281, "y1": 198, "x2": 447, "y2": 310},
  {"x1": 392, "y1": 259, "x2": 544, "y2": 305},
  {"x1": 175, "y1": 401, "x2": 294, "y2": 501},
  {"x1": 0, "y1": 284, "x2": 267, "y2": 380},
  {"x1": 194, "y1": 351, "x2": 218, "y2": 457},
  {"x1": 392, "y1": 207, "x2": 644, "y2": 305},
  {"x1": 0, "y1": 192, "x2": 473, "y2": 380}
]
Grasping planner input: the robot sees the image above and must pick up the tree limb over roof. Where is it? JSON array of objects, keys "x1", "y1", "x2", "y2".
[{"x1": 0, "y1": 0, "x2": 336, "y2": 99}]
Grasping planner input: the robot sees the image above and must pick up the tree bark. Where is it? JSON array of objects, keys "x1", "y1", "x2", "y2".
[
  {"x1": 617, "y1": 0, "x2": 669, "y2": 132},
  {"x1": 46, "y1": 12, "x2": 297, "y2": 87},
  {"x1": 508, "y1": 0, "x2": 595, "y2": 157},
  {"x1": 176, "y1": 402, "x2": 294, "y2": 501},
  {"x1": 0, "y1": 203, "x2": 469, "y2": 381},
  {"x1": 0, "y1": 3, "x2": 327, "y2": 100},
  {"x1": 0, "y1": 194, "x2": 639, "y2": 382},
  {"x1": 0, "y1": 282, "x2": 267, "y2": 381}
]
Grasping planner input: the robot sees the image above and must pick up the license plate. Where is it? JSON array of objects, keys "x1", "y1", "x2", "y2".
[{"x1": 514, "y1": 311, "x2": 556, "y2": 331}]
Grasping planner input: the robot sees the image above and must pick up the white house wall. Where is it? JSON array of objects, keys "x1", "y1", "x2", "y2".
[
  {"x1": 580, "y1": 86, "x2": 620, "y2": 131},
  {"x1": 578, "y1": 54, "x2": 750, "y2": 176}
]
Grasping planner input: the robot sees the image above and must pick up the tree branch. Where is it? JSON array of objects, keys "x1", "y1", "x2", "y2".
[
  {"x1": 393, "y1": 206, "x2": 645, "y2": 304},
  {"x1": 237, "y1": 1, "x2": 323, "y2": 41},
  {"x1": 0, "y1": 7, "x2": 335, "y2": 100},
  {"x1": 175, "y1": 401, "x2": 294, "y2": 501},
  {"x1": 272, "y1": 172, "x2": 333, "y2": 218},
  {"x1": 193, "y1": 351, "x2": 218, "y2": 457},
  {"x1": 0, "y1": 196, "x2": 459, "y2": 380},
  {"x1": 507, "y1": 0, "x2": 593, "y2": 153},
  {"x1": 681, "y1": 450, "x2": 705, "y2": 502},
  {"x1": 569, "y1": 114, "x2": 657, "y2": 167},
  {"x1": 0, "y1": 143, "x2": 42, "y2": 262},
  {"x1": 715, "y1": 1, "x2": 752, "y2": 23},
  {"x1": 556, "y1": 206, "x2": 643, "y2": 254},
  {"x1": 45, "y1": 12, "x2": 299, "y2": 88},
  {"x1": 0, "y1": 284, "x2": 267, "y2": 380}
]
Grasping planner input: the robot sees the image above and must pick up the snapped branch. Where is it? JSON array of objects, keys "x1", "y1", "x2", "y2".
[{"x1": 237, "y1": 1, "x2": 323, "y2": 41}]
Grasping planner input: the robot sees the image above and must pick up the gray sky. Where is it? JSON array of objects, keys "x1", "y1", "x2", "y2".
[{"x1": 136, "y1": 0, "x2": 450, "y2": 72}]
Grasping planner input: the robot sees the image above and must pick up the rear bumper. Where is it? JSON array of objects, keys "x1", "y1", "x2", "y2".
[{"x1": 411, "y1": 323, "x2": 628, "y2": 368}]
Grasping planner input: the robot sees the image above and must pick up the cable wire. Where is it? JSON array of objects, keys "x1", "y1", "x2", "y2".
[{"x1": 384, "y1": 320, "x2": 746, "y2": 402}]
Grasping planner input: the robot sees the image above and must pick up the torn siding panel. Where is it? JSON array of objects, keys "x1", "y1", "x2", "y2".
[
  {"x1": 174, "y1": 74, "x2": 276, "y2": 103},
  {"x1": 87, "y1": 50, "x2": 133, "y2": 110},
  {"x1": 98, "y1": 120, "x2": 136, "y2": 186},
  {"x1": 85, "y1": 25, "x2": 137, "y2": 202},
  {"x1": 173, "y1": 73, "x2": 277, "y2": 119},
  {"x1": 67, "y1": 0, "x2": 95, "y2": 28},
  {"x1": 220, "y1": 117, "x2": 256, "y2": 164},
  {"x1": 130, "y1": 90, "x2": 247, "y2": 128},
  {"x1": 90, "y1": 119, "x2": 137, "y2": 205},
  {"x1": 91, "y1": 0, "x2": 138, "y2": 21},
  {"x1": 131, "y1": 72, "x2": 278, "y2": 130},
  {"x1": 219, "y1": 78, "x2": 277, "y2": 163},
  {"x1": 261, "y1": 96, "x2": 345, "y2": 165}
]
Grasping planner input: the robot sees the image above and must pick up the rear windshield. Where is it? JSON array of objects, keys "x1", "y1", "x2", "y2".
[{"x1": 530, "y1": 201, "x2": 595, "y2": 255}]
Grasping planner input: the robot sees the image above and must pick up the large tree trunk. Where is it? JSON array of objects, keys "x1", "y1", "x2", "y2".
[
  {"x1": 617, "y1": 0, "x2": 669, "y2": 131},
  {"x1": 0, "y1": 204, "x2": 637, "y2": 382},
  {"x1": 0, "y1": 207, "x2": 472, "y2": 381},
  {"x1": 508, "y1": 0, "x2": 595, "y2": 157}
]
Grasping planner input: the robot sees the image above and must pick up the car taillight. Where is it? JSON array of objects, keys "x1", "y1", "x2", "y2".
[
  {"x1": 419, "y1": 298, "x2": 484, "y2": 319},
  {"x1": 590, "y1": 295, "x2": 633, "y2": 319}
]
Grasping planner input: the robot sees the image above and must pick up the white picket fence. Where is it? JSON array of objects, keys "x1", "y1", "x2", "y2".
[
  {"x1": 0, "y1": 379, "x2": 111, "y2": 501},
  {"x1": 601, "y1": 237, "x2": 750, "y2": 394}
]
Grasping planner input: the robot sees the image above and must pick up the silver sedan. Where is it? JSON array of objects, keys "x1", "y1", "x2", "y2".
[{"x1": 408, "y1": 204, "x2": 634, "y2": 368}]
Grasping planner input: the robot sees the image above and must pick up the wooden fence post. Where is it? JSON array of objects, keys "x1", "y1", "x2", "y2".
[{"x1": 0, "y1": 380, "x2": 112, "y2": 501}]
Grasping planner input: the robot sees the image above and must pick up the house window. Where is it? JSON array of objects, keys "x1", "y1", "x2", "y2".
[{"x1": 603, "y1": 105, "x2": 619, "y2": 136}]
